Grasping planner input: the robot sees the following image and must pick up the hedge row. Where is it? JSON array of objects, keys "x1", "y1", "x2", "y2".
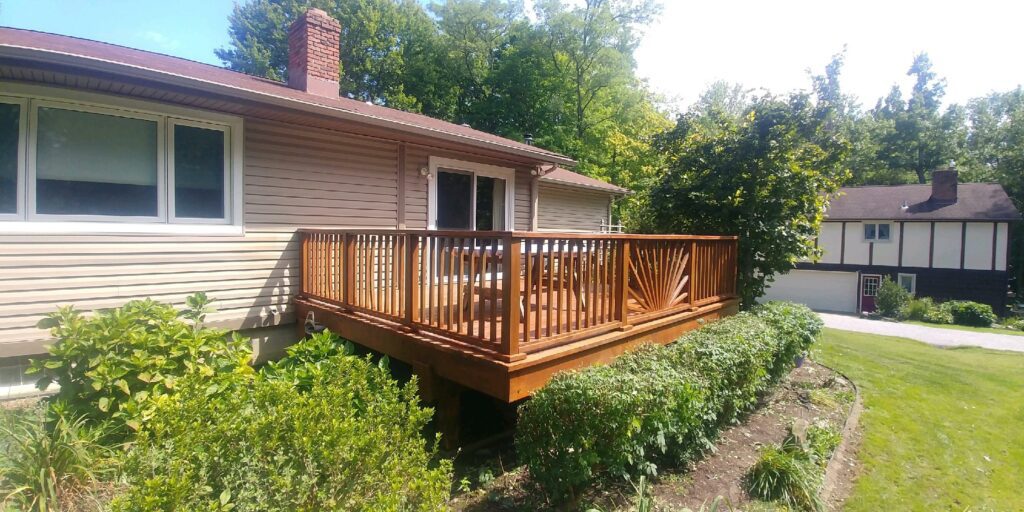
[{"x1": 515, "y1": 301, "x2": 822, "y2": 503}]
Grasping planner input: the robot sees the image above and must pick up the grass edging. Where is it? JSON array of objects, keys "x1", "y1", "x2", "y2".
[{"x1": 815, "y1": 360, "x2": 862, "y2": 507}]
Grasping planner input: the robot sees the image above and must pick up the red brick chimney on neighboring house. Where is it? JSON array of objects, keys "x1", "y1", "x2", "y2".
[
  {"x1": 930, "y1": 166, "x2": 958, "y2": 204},
  {"x1": 287, "y1": 8, "x2": 341, "y2": 97}
]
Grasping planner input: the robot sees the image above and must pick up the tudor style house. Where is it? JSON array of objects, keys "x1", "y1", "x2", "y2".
[
  {"x1": 0, "y1": 10, "x2": 740, "y2": 407},
  {"x1": 765, "y1": 169, "x2": 1020, "y2": 314}
]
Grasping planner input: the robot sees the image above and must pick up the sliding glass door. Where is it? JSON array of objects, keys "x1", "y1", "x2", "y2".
[{"x1": 435, "y1": 168, "x2": 507, "y2": 231}]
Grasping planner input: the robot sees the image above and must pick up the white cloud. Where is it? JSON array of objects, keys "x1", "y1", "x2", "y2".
[{"x1": 138, "y1": 30, "x2": 181, "y2": 53}]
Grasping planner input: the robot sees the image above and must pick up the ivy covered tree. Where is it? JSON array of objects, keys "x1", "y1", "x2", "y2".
[{"x1": 640, "y1": 93, "x2": 849, "y2": 308}]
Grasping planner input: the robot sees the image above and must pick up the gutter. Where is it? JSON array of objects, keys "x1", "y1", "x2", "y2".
[{"x1": 0, "y1": 44, "x2": 578, "y2": 167}]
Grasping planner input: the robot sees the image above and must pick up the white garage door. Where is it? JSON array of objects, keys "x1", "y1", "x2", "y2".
[{"x1": 763, "y1": 270, "x2": 858, "y2": 313}]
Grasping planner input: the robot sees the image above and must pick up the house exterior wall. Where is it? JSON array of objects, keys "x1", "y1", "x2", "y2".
[
  {"x1": 0, "y1": 82, "x2": 562, "y2": 357},
  {"x1": 794, "y1": 219, "x2": 1013, "y2": 313},
  {"x1": 536, "y1": 183, "x2": 611, "y2": 232}
]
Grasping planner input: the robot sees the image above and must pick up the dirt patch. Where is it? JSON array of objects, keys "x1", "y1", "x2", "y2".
[{"x1": 449, "y1": 361, "x2": 859, "y2": 511}]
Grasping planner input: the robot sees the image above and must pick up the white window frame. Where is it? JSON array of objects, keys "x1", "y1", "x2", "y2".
[
  {"x1": 897, "y1": 273, "x2": 917, "y2": 294},
  {"x1": 168, "y1": 118, "x2": 232, "y2": 225},
  {"x1": 863, "y1": 222, "x2": 892, "y2": 242},
  {"x1": 427, "y1": 156, "x2": 516, "y2": 231},
  {"x1": 0, "y1": 95, "x2": 27, "y2": 221},
  {"x1": 28, "y1": 98, "x2": 167, "y2": 224},
  {"x1": 0, "y1": 82, "x2": 244, "y2": 236}
]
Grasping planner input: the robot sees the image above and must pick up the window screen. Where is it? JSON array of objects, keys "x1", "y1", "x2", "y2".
[
  {"x1": 35, "y1": 107, "x2": 158, "y2": 217},
  {"x1": 863, "y1": 223, "x2": 876, "y2": 240},
  {"x1": 174, "y1": 124, "x2": 226, "y2": 219},
  {"x1": 877, "y1": 223, "x2": 890, "y2": 240},
  {"x1": 436, "y1": 170, "x2": 472, "y2": 229},
  {"x1": 0, "y1": 103, "x2": 18, "y2": 214}
]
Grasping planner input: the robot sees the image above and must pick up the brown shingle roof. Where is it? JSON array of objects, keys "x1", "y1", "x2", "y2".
[
  {"x1": 827, "y1": 183, "x2": 1021, "y2": 221},
  {"x1": 540, "y1": 167, "x2": 630, "y2": 195},
  {"x1": 0, "y1": 27, "x2": 575, "y2": 166}
]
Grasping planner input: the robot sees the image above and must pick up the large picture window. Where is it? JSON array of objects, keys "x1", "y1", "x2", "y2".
[
  {"x1": 35, "y1": 106, "x2": 160, "y2": 218},
  {"x1": 428, "y1": 156, "x2": 515, "y2": 231},
  {"x1": 0, "y1": 86, "x2": 242, "y2": 232}
]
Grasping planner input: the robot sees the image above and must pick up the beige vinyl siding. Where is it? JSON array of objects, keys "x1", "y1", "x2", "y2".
[
  {"x1": 537, "y1": 183, "x2": 611, "y2": 232},
  {"x1": 0, "y1": 117, "x2": 402, "y2": 356}
]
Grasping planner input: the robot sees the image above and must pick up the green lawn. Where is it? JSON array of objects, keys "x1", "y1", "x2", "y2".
[
  {"x1": 902, "y1": 320, "x2": 1024, "y2": 337},
  {"x1": 815, "y1": 328, "x2": 1024, "y2": 511}
]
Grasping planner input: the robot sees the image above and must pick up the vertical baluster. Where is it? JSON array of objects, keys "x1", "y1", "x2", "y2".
[
  {"x1": 478, "y1": 242, "x2": 488, "y2": 339},
  {"x1": 456, "y1": 237, "x2": 465, "y2": 334},
  {"x1": 489, "y1": 237, "x2": 498, "y2": 344},
  {"x1": 467, "y1": 238, "x2": 476, "y2": 337},
  {"x1": 546, "y1": 239, "x2": 554, "y2": 338},
  {"x1": 524, "y1": 238, "x2": 533, "y2": 344}
]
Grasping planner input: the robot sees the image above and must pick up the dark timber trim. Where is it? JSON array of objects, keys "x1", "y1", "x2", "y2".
[
  {"x1": 868, "y1": 241, "x2": 874, "y2": 266},
  {"x1": 960, "y1": 222, "x2": 967, "y2": 270},
  {"x1": 898, "y1": 221, "x2": 905, "y2": 268},
  {"x1": 928, "y1": 222, "x2": 936, "y2": 268},
  {"x1": 840, "y1": 222, "x2": 847, "y2": 264}
]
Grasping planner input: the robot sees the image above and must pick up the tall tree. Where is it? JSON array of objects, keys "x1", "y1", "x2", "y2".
[{"x1": 641, "y1": 93, "x2": 849, "y2": 308}]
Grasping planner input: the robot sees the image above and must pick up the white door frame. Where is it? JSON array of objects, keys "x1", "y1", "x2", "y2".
[{"x1": 427, "y1": 156, "x2": 515, "y2": 230}]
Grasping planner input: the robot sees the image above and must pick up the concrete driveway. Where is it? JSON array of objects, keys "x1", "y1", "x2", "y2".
[{"x1": 819, "y1": 312, "x2": 1024, "y2": 353}]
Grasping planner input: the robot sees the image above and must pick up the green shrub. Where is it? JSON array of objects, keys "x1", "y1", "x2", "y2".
[
  {"x1": 112, "y1": 331, "x2": 451, "y2": 511},
  {"x1": 1003, "y1": 316, "x2": 1024, "y2": 331},
  {"x1": 875, "y1": 277, "x2": 911, "y2": 318},
  {"x1": 805, "y1": 422, "x2": 841, "y2": 466},
  {"x1": 0, "y1": 405, "x2": 116, "y2": 511},
  {"x1": 922, "y1": 302, "x2": 954, "y2": 324},
  {"x1": 946, "y1": 300, "x2": 997, "y2": 327},
  {"x1": 262, "y1": 329, "x2": 356, "y2": 391},
  {"x1": 517, "y1": 302, "x2": 822, "y2": 503},
  {"x1": 27, "y1": 294, "x2": 252, "y2": 437},
  {"x1": 904, "y1": 297, "x2": 934, "y2": 321}
]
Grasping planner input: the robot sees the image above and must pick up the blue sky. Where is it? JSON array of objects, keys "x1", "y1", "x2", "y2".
[
  {"x1": 2, "y1": 0, "x2": 1022, "y2": 111},
  {"x1": 0, "y1": 0, "x2": 234, "y2": 65}
]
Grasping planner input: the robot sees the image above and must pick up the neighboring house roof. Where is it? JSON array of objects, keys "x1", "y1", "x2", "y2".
[
  {"x1": 827, "y1": 183, "x2": 1021, "y2": 221},
  {"x1": 0, "y1": 27, "x2": 575, "y2": 166},
  {"x1": 540, "y1": 167, "x2": 630, "y2": 195}
]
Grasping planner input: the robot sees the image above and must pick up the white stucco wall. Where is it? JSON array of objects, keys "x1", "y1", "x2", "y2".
[
  {"x1": 901, "y1": 223, "x2": 931, "y2": 268},
  {"x1": 932, "y1": 222, "x2": 963, "y2": 269}
]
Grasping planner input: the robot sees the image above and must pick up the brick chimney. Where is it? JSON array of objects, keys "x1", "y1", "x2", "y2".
[
  {"x1": 930, "y1": 167, "x2": 958, "y2": 204},
  {"x1": 287, "y1": 9, "x2": 341, "y2": 97}
]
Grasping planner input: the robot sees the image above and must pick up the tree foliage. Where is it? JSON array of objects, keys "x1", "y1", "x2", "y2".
[
  {"x1": 640, "y1": 91, "x2": 848, "y2": 308},
  {"x1": 218, "y1": 0, "x2": 667, "y2": 198}
]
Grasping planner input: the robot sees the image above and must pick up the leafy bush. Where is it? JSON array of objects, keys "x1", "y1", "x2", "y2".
[
  {"x1": 945, "y1": 300, "x2": 997, "y2": 327},
  {"x1": 875, "y1": 277, "x2": 911, "y2": 318},
  {"x1": 517, "y1": 302, "x2": 822, "y2": 503},
  {"x1": 27, "y1": 294, "x2": 252, "y2": 437},
  {"x1": 0, "y1": 405, "x2": 116, "y2": 511},
  {"x1": 922, "y1": 301, "x2": 954, "y2": 324},
  {"x1": 1003, "y1": 316, "x2": 1024, "y2": 331},
  {"x1": 112, "y1": 330, "x2": 451, "y2": 511},
  {"x1": 805, "y1": 422, "x2": 842, "y2": 465},
  {"x1": 904, "y1": 297, "x2": 934, "y2": 321}
]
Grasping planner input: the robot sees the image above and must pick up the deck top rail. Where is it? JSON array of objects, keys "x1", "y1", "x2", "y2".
[{"x1": 299, "y1": 229, "x2": 738, "y2": 362}]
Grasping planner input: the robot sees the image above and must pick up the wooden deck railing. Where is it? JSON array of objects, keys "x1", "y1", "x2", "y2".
[{"x1": 299, "y1": 230, "x2": 738, "y2": 362}]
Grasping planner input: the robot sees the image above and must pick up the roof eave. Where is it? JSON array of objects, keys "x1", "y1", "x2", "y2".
[
  {"x1": 540, "y1": 177, "x2": 630, "y2": 196},
  {"x1": 0, "y1": 43, "x2": 578, "y2": 167}
]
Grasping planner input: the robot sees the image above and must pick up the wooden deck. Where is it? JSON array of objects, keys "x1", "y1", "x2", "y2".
[{"x1": 295, "y1": 229, "x2": 739, "y2": 402}]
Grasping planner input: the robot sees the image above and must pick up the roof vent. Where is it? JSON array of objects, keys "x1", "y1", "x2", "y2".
[{"x1": 287, "y1": 9, "x2": 341, "y2": 97}]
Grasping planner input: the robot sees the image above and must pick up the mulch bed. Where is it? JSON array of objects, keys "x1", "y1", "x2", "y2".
[{"x1": 449, "y1": 360, "x2": 859, "y2": 511}]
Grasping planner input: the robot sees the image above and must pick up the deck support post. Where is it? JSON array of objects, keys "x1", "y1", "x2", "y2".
[
  {"x1": 616, "y1": 238, "x2": 632, "y2": 330},
  {"x1": 435, "y1": 376, "x2": 464, "y2": 450}
]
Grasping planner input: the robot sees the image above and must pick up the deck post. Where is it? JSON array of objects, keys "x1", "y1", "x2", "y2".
[
  {"x1": 500, "y1": 234, "x2": 522, "y2": 359},
  {"x1": 404, "y1": 232, "x2": 420, "y2": 328},
  {"x1": 343, "y1": 233, "x2": 356, "y2": 310},
  {"x1": 616, "y1": 238, "x2": 632, "y2": 330},
  {"x1": 689, "y1": 240, "x2": 697, "y2": 309},
  {"x1": 300, "y1": 231, "x2": 309, "y2": 299}
]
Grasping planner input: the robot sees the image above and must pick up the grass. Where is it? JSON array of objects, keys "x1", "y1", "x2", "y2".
[
  {"x1": 902, "y1": 320, "x2": 1024, "y2": 337},
  {"x1": 815, "y1": 328, "x2": 1024, "y2": 511}
]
